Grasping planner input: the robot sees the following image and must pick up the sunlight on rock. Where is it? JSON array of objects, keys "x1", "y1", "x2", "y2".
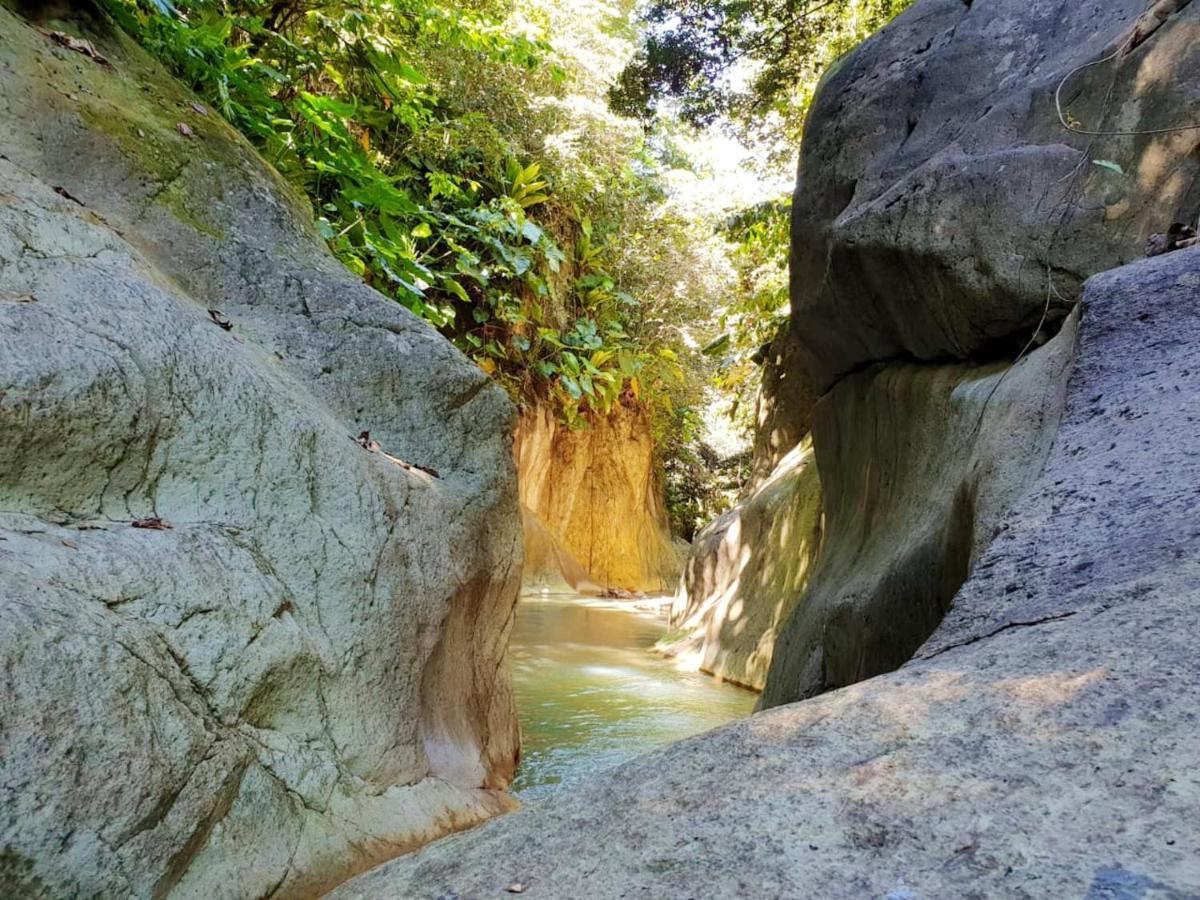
[{"x1": 661, "y1": 439, "x2": 822, "y2": 691}]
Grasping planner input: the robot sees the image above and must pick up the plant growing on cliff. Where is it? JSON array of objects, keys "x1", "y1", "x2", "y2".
[
  {"x1": 704, "y1": 195, "x2": 792, "y2": 431},
  {"x1": 101, "y1": 0, "x2": 711, "y2": 430}
]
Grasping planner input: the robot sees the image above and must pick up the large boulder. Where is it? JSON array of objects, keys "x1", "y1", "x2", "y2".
[
  {"x1": 791, "y1": 0, "x2": 1200, "y2": 389},
  {"x1": 0, "y1": 4, "x2": 520, "y2": 897},
  {"x1": 670, "y1": 0, "x2": 1200, "y2": 709},
  {"x1": 331, "y1": 240, "x2": 1200, "y2": 900}
]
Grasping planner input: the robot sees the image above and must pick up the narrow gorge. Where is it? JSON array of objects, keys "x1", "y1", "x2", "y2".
[{"x1": 2, "y1": 0, "x2": 1198, "y2": 898}]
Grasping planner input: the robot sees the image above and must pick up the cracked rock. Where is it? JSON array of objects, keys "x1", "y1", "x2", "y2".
[{"x1": 0, "y1": 5, "x2": 521, "y2": 897}]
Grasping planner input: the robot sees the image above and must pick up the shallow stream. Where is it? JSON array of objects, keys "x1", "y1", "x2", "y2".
[{"x1": 509, "y1": 593, "x2": 757, "y2": 802}]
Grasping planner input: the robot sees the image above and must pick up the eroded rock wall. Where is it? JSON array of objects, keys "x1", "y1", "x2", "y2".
[
  {"x1": 673, "y1": 0, "x2": 1200, "y2": 707},
  {"x1": 520, "y1": 505, "x2": 603, "y2": 594},
  {"x1": 660, "y1": 441, "x2": 822, "y2": 691},
  {"x1": 0, "y1": 5, "x2": 520, "y2": 896},
  {"x1": 328, "y1": 222, "x2": 1200, "y2": 900},
  {"x1": 748, "y1": 324, "x2": 814, "y2": 488},
  {"x1": 762, "y1": 320, "x2": 1076, "y2": 704},
  {"x1": 668, "y1": 318, "x2": 1074, "y2": 697},
  {"x1": 761, "y1": 0, "x2": 1199, "y2": 706},
  {"x1": 329, "y1": 1, "x2": 1199, "y2": 894},
  {"x1": 515, "y1": 404, "x2": 682, "y2": 593}
]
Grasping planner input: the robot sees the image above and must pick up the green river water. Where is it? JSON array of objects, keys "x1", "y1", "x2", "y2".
[{"x1": 509, "y1": 593, "x2": 758, "y2": 802}]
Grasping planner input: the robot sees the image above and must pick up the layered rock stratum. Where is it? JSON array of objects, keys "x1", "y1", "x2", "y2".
[
  {"x1": 0, "y1": 3, "x2": 521, "y2": 896},
  {"x1": 516, "y1": 404, "x2": 681, "y2": 594}
]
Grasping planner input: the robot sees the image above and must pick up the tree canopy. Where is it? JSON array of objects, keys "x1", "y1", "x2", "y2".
[{"x1": 610, "y1": 0, "x2": 912, "y2": 154}]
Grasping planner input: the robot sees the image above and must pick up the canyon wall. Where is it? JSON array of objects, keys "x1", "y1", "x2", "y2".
[
  {"x1": 761, "y1": 0, "x2": 1199, "y2": 706},
  {"x1": 515, "y1": 404, "x2": 682, "y2": 593},
  {"x1": 660, "y1": 440, "x2": 822, "y2": 690},
  {"x1": 761, "y1": 325, "x2": 1076, "y2": 704},
  {"x1": 0, "y1": 4, "x2": 522, "y2": 896},
  {"x1": 672, "y1": 0, "x2": 1200, "y2": 705},
  {"x1": 666, "y1": 320, "x2": 1075, "y2": 695},
  {"x1": 333, "y1": 1, "x2": 1200, "y2": 895},
  {"x1": 333, "y1": 246, "x2": 1200, "y2": 900}
]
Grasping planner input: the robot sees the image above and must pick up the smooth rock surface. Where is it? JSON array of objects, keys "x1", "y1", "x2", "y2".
[
  {"x1": 668, "y1": 315, "x2": 1075, "y2": 701},
  {"x1": 330, "y1": 246, "x2": 1200, "y2": 900},
  {"x1": 0, "y1": 5, "x2": 520, "y2": 897},
  {"x1": 660, "y1": 440, "x2": 822, "y2": 691},
  {"x1": 791, "y1": 0, "x2": 1200, "y2": 389},
  {"x1": 762, "y1": 316, "x2": 1076, "y2": 706},
  {"x1": 748, "y1": 324, "x2": 814, "y2": 488},
  {"x1": 519, "y1": 505, "x2": 602, "y2": 594},
  {"x1": 515, "y1": 404, "x2": 682, "y2": 593}
]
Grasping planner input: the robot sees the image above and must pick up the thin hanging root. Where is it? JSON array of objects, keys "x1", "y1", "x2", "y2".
[
  {"x1": 1055, "y1": 0, "x2": 1200, "y2": 137},
  {"x1": 1128, "y1": 0, "x2": 1193, "y2": 53}
]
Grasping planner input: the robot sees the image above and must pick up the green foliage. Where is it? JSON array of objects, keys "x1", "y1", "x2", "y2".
[
  {"x1": 709, "y1": 196, "x2": 792, "y2": 429},
  {"x1": 102, "y1": 0, "x2": 688, "y2": 424},
  {"x1": 659, "y1": 409, "x2": 748, "y2": 540},
  {"x1": 101, "y1": 0, "x2": 910, "y2": 542}
]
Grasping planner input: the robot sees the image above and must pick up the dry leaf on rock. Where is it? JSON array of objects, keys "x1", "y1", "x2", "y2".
[
  {"x1": 208, "y1": 309, "x2": 234, "y2": 331},
  {"x1": 131, "y1": 517, "x2": 172, "y2": 531},
  {"x1": 53, "y1": 185, "x2": 83, "y2": 206},
  {"x1": 45, "y1": 31, "x2": 112, "y2": 67},
  {"x1": 353, "y1": 430, "x2": 382, "y2": 453}
]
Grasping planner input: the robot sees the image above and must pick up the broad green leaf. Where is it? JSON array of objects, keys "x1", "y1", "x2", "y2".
[
  {"x1": 442, "y1": 278, "x2": 470, "y2": 303},
  {"x1": 521, "y1": 220, "x2": 543, "y2": 244}
]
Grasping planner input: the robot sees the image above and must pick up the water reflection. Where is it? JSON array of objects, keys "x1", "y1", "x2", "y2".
[{"x1": 509, "y1": 593, "x2": 757, "y2": 802}]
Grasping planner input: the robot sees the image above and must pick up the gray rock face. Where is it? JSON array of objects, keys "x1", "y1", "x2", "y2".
[
  {"x1": 748, "y1": 324, "x2": 814, "y2": 487},
  {"x1": 329, "y1": 244, "x2": 1200, "y2": 900},
  {"x1": 659, "y1": 440, "x2": 822, "y2": 691},
  {"x1": 0, "y1": 5, "x2": 520, "y2": 897},
  {"x1": 792, "y1": 0, "x2": 1200, "y2": 389},
  {"x1": 672, "y1": 311, "x2": 1075, "y2": 703},
  {"x1": 761, "y1": 320, "x2": 1076, "y2": 706},
  {"x1": 675, "y1": 0, "x2": 1200, "y2": 709}
]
